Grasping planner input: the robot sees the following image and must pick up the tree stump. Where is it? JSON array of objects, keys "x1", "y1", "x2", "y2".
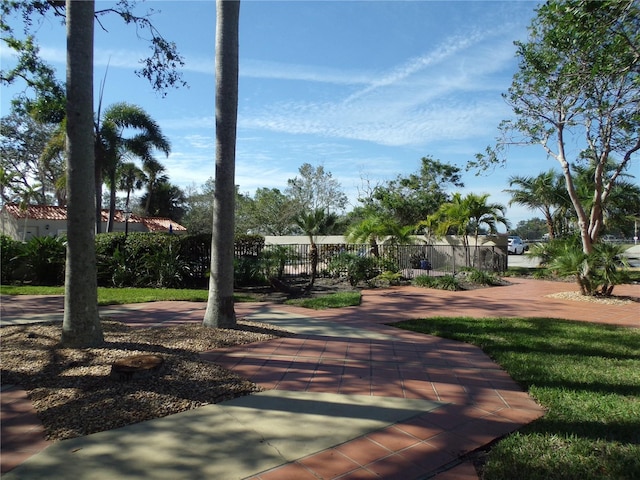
[{"x1": 110, "y1": 354, "x2": 164, "y2": 381}]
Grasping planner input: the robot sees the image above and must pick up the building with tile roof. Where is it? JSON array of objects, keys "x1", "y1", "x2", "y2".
[{"x1": 0, "y1": 204, "x2": 186, "y2": 241}]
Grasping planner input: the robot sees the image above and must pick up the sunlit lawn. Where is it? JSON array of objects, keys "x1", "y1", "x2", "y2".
[
  {"x1": 0, "y1": 285, "x2": 360, "y2": 308},
  {"x1": 394, "y1": 316, "x2": 640, "y2": 480},
  {"x1": 284, "y1": 291, "x2": 361, "y2": 309},
  {"x1": 0, "y1": 285, "x2": 261, "y2": 305}
]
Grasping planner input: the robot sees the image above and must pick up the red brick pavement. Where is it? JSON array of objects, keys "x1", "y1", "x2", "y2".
[{"x1": 1, "y1": 278, "x2": 638, "y2": 477}]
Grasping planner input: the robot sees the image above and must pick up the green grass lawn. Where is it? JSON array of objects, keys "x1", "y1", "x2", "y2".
[
  {"x1": 284, "y1": 291, "x2": 361, "y2": 309},
  {"x1": 0, "y1": 285, "x2": 359, "y2": 309},
  {"x1": 394, "y1": 317, "x2": 640, "y2": 480},
  {"x1": 0, "y1": 285, "x2": 262, "y2": 305}
]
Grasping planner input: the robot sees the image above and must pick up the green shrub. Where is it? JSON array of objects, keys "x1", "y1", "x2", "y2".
[
  {"x1": 234, "y1": 255, "x2": 266, "y2": 287},
  {"x1": 413, "y1": 274, "x2": 460, "y2": 291},
  {"x1": 327, "y1": 252, "x2": 396, "y2": 286},
  {"x1": 0, "y1": 235, "x2": 24, "y2": 284},
  {"x1": 463, "y1": 267, "x2": 501, "y2": 286},
  {"x1": 18, "y1": 235, "x2": 66, "y2": 285},
  {"x1": 261, "y1": 245, "x2": 298, "y2": 280},
  {"x1": 372, "y1": 270, "x2": 403, "y2": 287},
  {"x1": 535, "y1": 237, "x2": 630, "y2": 296},
  {"x1": 413, "y1": 274, "x2": 438, "y2": 288}
]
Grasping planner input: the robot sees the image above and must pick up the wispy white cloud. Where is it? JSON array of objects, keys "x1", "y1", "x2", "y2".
[
  {"x1": 242, "y1": 59, "x2": 373, "y2": 85},
  {"x1": 238, "y1": 25, "x2": 518, "y2": 148}
]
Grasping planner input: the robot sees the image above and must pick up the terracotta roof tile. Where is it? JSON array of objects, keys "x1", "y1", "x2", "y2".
[{"x1": 2, "y1": 204, "x2": 186, "y2": 232}]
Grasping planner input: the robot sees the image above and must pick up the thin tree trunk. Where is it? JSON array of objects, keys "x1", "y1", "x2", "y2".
[
  {"x1": 107, "y1": 169, "x2": 116, "y2": 232},
  {"x1": 94, "y1": 141, "x2": 103, "y2": 233},
  {"x1": 62, "y1": 0, "x2": 104, "y2": 347},
  {"x1": 203, "y1": 0, "x2": 240, "y2": 328}
]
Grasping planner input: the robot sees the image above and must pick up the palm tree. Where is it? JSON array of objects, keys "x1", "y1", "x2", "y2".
[
  {"x1": 465, "y1": 193, "x2": 510, "y2": 267},
  {"x1": 141, "y1": 157, "x2": 168, "y2": 216},
  {"x1": 117, "y1": 162, "x2": 146, "y2": 212},
  {"x1": 504, "y1": 170, "x2": 567, "y2": 239},
  {"x1": 95, "y1": 102, "x2": 170, "y2": 232},
  {"x1": 295, "y1": 208, "x2": 337, "y2": 287},
  {"x1": 61, "y1": 0, "x2": 103, "y2": 348},
  {"x1": 427, "y1": 193, "x2": 474, "y2": 266},
  {"x1": 427, "y1": 193, "x2": 509, "y2": 268},
  {"x1": 203, "y1": 0, "x2": 240, "y2": 329},
  {"x1": 346, "y1": 213, "x2": 415, "y2": 257}
]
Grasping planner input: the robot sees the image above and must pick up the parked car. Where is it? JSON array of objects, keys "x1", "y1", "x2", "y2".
[{"x1": 508, "y1": 235, "x2": 526, "y2": 255}]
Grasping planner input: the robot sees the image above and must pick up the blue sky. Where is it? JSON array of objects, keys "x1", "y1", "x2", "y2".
[{"x1": 2, "y1": 0, "x2": 552, "y2": 227}]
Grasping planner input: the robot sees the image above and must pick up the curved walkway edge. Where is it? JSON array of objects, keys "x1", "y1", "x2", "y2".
[{"x1": 1, "y1": 278, "x2": 638, "y2": 479}]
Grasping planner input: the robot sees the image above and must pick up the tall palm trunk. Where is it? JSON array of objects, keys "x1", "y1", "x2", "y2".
[
  {"x1": 62, "y1": 0, "x2": 104, "y2": 347},
  {"x1": 203, "y1": 0, "x2": 240, "y2": 328}
]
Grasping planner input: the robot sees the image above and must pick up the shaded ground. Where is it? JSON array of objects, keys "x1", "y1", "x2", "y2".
[{"x1": 0, "y1": 320, "x2": 290, "y2": 441}]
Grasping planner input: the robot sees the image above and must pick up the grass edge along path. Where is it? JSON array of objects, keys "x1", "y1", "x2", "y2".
[
  {"x1": 394, "y1": 316, "x2": 640, "y2": 480},
  {"x1": 0, "y1": 285, "x2": 361, "y2": 309}
]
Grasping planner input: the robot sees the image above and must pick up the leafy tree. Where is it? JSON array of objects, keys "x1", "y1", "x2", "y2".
[
  {"x1": 182, "y1": 179, "x2": 253, "y2": 234},
  {"x1": 362, "y1": 156, "x2": 464, "y2": 227},
  {"x1": 474, "y1": 0, "x2": 639, "y2": 290},
  {"x1": 0, "y1": 112, "x2": 62, "y2": 205},
  {"x1": 465, "y1": 193, "x2": 510, "y2": 267},
  {"x1": 181, "y1": 179, "x2": 215, "y2": 234},
  {"x1": 1, "y1": 1, "x2": 186, "y2": 99},
  {"x1": 242, "y1": 187, "x2": 300, "y2": 235},
  {"x1": 61, "y1": 0, "x2": 103, "y2": 348},
  {"x1": 96, "y1": 102, "x2": 170, "y2": 232},
  {"x1": 286, "y1": 163, "x2": 348, "y2": 214},
  {"x1": 204, "y1": 0, "x2": 240, "y2": 328},
  {"x1": 571, "y1": 162, "x2": 640, "y2": 238},
  {"x1": 512, "y1": 217, "x2": 548, "y2": 240},
  {"x1": 139, "y1": 179, "x2": 186, "y2": 220}
]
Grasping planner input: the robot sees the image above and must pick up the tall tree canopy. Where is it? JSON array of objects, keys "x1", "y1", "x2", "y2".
[
  {"x1": 474, "y1": 0, "x2": 639, "y2": 255},
  {"x1": 361, "y1": 156, "x2": 464, "y2": 227},
  {"x1": 1, "y1": 0, "x2": 186, "y2": 102},
  {"x1": 286, "y1": 163, "x2": 348, "y2": 215}
]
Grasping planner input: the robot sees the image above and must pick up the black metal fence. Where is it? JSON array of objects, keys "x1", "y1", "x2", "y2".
[{"x1": 229, "y1": 243, "x2": 507, "y2": 281}]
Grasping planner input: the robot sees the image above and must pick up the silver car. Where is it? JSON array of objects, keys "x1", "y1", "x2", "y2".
[{"x1": 508, "y1": 235, "x2": 526, "y2": 255}]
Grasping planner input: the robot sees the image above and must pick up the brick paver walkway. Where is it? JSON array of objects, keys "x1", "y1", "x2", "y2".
[{"x1": 1, "y1": 278, "x2": 638, "y2": 478}]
